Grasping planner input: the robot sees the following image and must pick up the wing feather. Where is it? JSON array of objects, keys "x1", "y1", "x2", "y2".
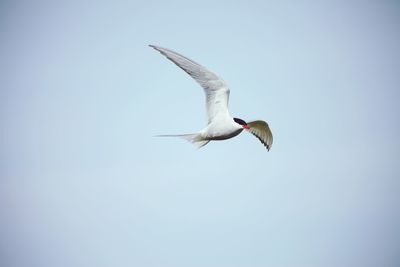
[
  {"x1": 150, "y1": 45, "x2": 230, "y2": 123},
  {"x1": 247, "y1": 120, "x2": 273, "y2": 150}
]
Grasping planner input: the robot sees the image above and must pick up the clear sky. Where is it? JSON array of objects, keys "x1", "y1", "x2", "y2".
[{"x1": 1, "y1": 1, "x2": 399, "y2": 267}]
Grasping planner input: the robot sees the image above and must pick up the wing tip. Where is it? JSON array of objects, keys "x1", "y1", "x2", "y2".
[
  {"x1": 149, "y1": 44, "x2": 171, "y2": 58},
  {"x1": 149, "y1": 44, "x2": 158, "y2": 50}
]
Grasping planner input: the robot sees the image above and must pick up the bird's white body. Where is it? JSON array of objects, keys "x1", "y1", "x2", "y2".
[
  {"x1": 174, "y1": 115, "x2": 243, "y2": 148},
  {"x1": 150, "y1": 45, "x2": 273, "y2": 150},
  {"x1": 201, "y1": 116, "x2": 243, "y2": 140}
]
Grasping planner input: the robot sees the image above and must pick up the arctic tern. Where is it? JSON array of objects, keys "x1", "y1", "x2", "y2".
[{"x1": 150, "y1": 45, "x2": 273, "y2": 150}]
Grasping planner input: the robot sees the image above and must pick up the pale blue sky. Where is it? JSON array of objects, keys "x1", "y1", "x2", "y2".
[{"x1": 1, "y1": 1, "x2": 400, "y2": 267}]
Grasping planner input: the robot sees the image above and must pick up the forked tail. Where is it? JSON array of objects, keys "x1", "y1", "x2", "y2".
[{"x1": 155, "y1": 133, "x2": 210, "y2": 148}]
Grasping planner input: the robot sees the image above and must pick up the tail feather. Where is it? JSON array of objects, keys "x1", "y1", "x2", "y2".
[{"x1": 155, "y1": 133, "x2": 210, "y2": 148}]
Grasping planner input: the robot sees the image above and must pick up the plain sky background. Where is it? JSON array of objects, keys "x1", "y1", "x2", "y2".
[{"x1": 1, "y1": 1, "x2": 400, "y2": 267}]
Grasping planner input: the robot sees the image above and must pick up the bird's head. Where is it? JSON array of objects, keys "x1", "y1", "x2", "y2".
[{"x1": 234, "y1": 117, "x2": 249, "y2": 129}]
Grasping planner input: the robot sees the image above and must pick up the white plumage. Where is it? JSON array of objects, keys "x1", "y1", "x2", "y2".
[{"x1": 150, "y1": 45, "x2": 273, "y2": 150}]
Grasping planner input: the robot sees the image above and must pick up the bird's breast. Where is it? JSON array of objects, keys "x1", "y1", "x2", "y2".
[{"x1": 205, "y1": 128, "x2": 243, "y2": 141}]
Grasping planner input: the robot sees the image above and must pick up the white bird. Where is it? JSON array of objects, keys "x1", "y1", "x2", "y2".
[{"x1": 150, "y1": 45, "x2": 273, "y2": 150}]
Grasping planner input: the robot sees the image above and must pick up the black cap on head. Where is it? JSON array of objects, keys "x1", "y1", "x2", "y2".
[{"x1": 234, "y1": 117, "x2": 247, "y2": 126}]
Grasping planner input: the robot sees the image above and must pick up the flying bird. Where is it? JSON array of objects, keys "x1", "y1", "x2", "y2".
[{"x1": 150, "y1": 45, "x2": 273, "y2": 150}]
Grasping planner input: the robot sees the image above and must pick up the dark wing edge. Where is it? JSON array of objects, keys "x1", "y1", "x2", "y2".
[{"x1": 246, "y1": 120, "x2": 273, "y2": 151}]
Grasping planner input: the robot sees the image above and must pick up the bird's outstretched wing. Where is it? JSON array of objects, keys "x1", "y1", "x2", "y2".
[
  {"x1": 150, "y1": 45, "x2": 230, "y2": 124},
  {"x1": 247, "y1": 120, "x2": 273, "y2": 150}
]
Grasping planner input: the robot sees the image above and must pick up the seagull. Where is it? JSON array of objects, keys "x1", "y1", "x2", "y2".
[{"x1": 150, "y1": 45, "x2": 273, "y2": 150}]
